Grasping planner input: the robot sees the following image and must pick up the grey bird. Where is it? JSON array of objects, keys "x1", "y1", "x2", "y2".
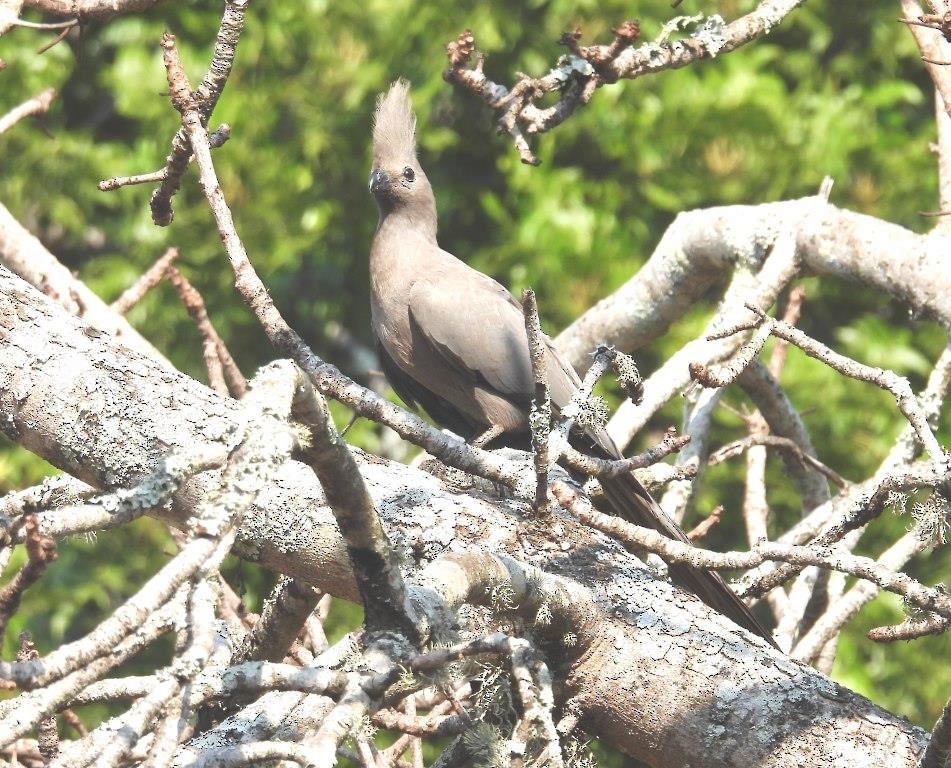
[{"x1": 367, "y1": 80, "x2": 775, "y2": 646}]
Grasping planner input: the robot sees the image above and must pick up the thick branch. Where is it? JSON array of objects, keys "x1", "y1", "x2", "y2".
[
  {"x1": 0, "y1": 267, "x2": 928, "y2": 767},
  {"x1": 0, "y1": 202, "x2": 172, "y2": 366},
  {"x1": 21, "y1": 0, "x2": 165, "y2": 19},
  {"x1": 921, "y1": 696, "x2": 951, "y2": 768},
  {"x1": 289, "y1": 368, "x2": 420, "y2": 643},
  {"x1": 556, "y1": 199, "x2": 951, "y2": 368}
]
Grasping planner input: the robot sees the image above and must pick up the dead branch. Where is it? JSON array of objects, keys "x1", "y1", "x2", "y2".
[
  {"x1": 920, "y1": 695, "x2": 951, "y2": 768},
  {"x1": 739, "y1": 462, "x2": 945, "y2": 600},
  {"x1": 97, "y1": 124, "x2": 231, "y2": 192},
  {"x1": 522, "y1": 288, "x2": 552, "y2": 512},
  {"x1": 866, "y1": 613, "x2": 950, "y2": 642},
  {"x1": 768, "y1": 285, "x2": 806, "y2": 376},
  {"x1": 445, "y1": 1, "x2": 805, "y2": 163},
  {"x1": 745, "y1": 303, "x2": 948, "y2": 468},
  {"x1": 552, "y1": 480, "x2": 951, "y2": 619},
  {"x1": 0, "y1": 2, "x2": 946, "y2": 764},
  {"x1": 149, "y1": 0, "x2": 248, "y2": 225},
  {"x1": 0, "y1": 88, "x2": 54, "y2": 135},
  {"x1": 234, "y1": 576, "x2": 322, "y2": 664},
  {"x1": 686, "y1": 505, "x2": 723, "y2": 541},
  {"x1": 560, "y1": 427, "x2": 689, "y2": 480},
  {"x1": 607, "y1": 212, "x2": 803, "y2": 450},
  {"x1": 737, "y1": 362, "x2": 832, "y2": 509},
  {"x1": 556, "y1": 197, "x2": 951, "y2": 369},
  {"x1": 0, "y1": 265, "x2": 929, "y2": 766},
  {"x1": 708, "y1": 434, "x2": 847, "y2": 488},
  {"x1": 110, "y1": 246, "x2": 180, "y2": 315},
  {"x1": 21, "y1": 0, "x2": 166, "y2": 19},
  {"x1": 165, "y1": 265, "x2": 247, "y2": 397},
  {"x1": 0, "y1": 517, "x2": 57, "y2": 637}
]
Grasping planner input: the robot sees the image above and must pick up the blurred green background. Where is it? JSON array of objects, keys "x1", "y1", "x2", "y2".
[{"x1": 1, "y1": 0, "x2": 949, "y2": 749}]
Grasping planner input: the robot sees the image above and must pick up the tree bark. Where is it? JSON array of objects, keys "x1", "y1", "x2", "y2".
[
  {"x1": 0, "y1": 265, "x2": 928, "y2": 767},
  {"x1": 556, "y1": 198, "x2": 951, "y2": 368}
]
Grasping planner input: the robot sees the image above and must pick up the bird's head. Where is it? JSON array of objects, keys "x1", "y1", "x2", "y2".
[{"x1": 369, "y1": 79, "x2": 435, "y2": 218}]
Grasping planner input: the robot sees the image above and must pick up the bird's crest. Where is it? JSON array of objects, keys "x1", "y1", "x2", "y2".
[{"x1": 373, "y1": 79, "x2": 417, "y2": 166}]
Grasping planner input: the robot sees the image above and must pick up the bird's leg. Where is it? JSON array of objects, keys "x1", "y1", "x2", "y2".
[{"x1": 471, "y1": 424, "x2": 504, "y2": 449}]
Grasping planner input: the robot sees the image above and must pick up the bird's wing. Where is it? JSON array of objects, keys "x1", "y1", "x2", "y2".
[
  {"x1": 374, "y1": 336, "x2": 480, "y2": 439},
  {"x1": 407, "y1": 273, "x2": 535, "y2": 404}
]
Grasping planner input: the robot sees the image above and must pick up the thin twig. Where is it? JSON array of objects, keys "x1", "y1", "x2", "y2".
[
  {"x1": 97, "y1": 124, "x2": 231, "y2": 192},
  {"x1": 686, "y1": 506, "x2": 723, "y2": 541},
  {"x1": 0, "y1": 517, "x2": 57, "y2": 638},
  {"x1": 866, "y1": 614, "x2": 950, "y2": 643},
  {"x1": 165, "y1": 265, "x2": 247, "y2": 397},
  {"x1": 690, "y1": 324, "x2": 772, "y2": 387},
  {"x1": 745, "y1": 303, "x2": 948, "y2": 469},
  {"x1": 110, "y1": 246, "x2": 180, "y2": 315},
  {"x1": 0, "y1": 88, "x2": 55, "y2": 135},
  {"x1": 708, "y1": 433, "x2": 847, "y2": 488},
  {"x1": 552, "y1": 480, "x2": 951, "y2": 619},
  {"x1": 560, "y1": 427, "x2": 689, "y2": 479},
  {"x1": 768, "y1": 285, "x2": 806, "y2": 377}
]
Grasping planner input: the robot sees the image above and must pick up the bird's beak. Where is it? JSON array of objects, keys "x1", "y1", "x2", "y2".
[{"x1": 368, "y1": 168, "x2": 389, "y2": 195}]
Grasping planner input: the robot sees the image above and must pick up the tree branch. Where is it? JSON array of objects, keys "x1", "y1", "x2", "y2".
[
  {"x1": 445, "y1": 1, "x2": 805, "y2": 163},
  {"x1": 0, "y1": 265, "x2": 929, "y2": 766},
  {"x1": 0, "y1": 88, "x2": 54, "y2": 136},
  {"x1": 556, "y1": 198, "x2": 951, "y2": 368}
]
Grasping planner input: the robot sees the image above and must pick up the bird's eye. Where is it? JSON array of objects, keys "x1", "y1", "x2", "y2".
[{"x1": 402, "y1": 167, "x2": 415, "y2": 182}]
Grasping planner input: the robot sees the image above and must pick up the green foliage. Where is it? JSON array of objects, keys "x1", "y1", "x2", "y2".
[{"x1": 0, "y1": 0, "x2": 948, "y2": 735}]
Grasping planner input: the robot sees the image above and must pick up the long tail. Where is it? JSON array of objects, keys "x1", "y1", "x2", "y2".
[{"x1": 599, "y1": 472, "x2": 778, "y2": 648}]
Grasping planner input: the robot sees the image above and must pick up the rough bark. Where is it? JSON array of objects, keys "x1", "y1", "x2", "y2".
[
  {"x1": 0, "y1": 202, "x2": 171, "y2": 367},
  {"x1": 0, "y1": 266, "x2": 929, "y2": 766}
]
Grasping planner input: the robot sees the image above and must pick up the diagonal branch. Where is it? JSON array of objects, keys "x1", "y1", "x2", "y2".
[
  {"x1": 165, "y1": 265, "x2": 247, "y2": 397},
  {"x1": 289, "y1": 367, "x2": 420, "y2": 643},
  {"x1": 0, "y1": 88, "x2": 55, "y2": 135},
  {"x1": 149, "y1": 0, "x2": 249, "y2": 225},
  {"x1": 109, "y1": 246, "x2": 180, "y2": 315},
  {"x1": 745, "y1": 303, "x2": 948, "y2": 469}
]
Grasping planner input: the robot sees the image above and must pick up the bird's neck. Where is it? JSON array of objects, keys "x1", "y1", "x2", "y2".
[{"x1": 376, "y1": 204, "x2": 437, "y2": 244}]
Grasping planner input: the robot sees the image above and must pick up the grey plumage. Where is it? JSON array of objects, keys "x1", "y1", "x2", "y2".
[{"x1": 367, "y1": 80, "x2": 776, "y2": 647}]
